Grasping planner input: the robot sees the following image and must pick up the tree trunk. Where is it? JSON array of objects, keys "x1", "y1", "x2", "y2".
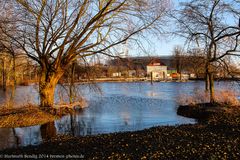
[
  {"x1": 205, "y1": 73, "x2": 209, "y2": 91},
  {"x1": 179, "y1": 70, "x2": 182, "y2": 81},
  {"x1": 150, "y1": 72, "x2": 153, "y2": 85},
  {"x1": 39, "y1": 82, "x2": 56, "y2": 108},
  {"x1": 13, "y1": 57, "x2": 17, "y2": 88},
  {"x1": 70, "y1": 114, "x2": 75, "y2": 136},
  {"x1": 209, "y1": 73, "x2": 215, "y2": 103},
  {"x1": 2, "y1": 57, "x2": 6, "y2": 91},
  {"x1": 39, "y1": 70, "x2": 63, "y2": 108},
  {"x1": 69, "y1": 62, "x2": 76, "y2": 104}
]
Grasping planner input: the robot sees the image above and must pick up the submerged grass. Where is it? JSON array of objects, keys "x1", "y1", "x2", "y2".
[{"x1": 0, "y1": 105, "x2": 60, "y2": 128}]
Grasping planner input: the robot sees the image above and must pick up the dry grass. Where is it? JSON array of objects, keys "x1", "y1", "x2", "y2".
[
  {"x1": 178, "y1": 90, "x2": 209, "y2": 106},
  {"x1": 178, "y1": 89, "x2": 240, "y2": 107},
  {"x1": 215, "y1": 90, "x2": 240, "y2": 107},
  {"x1": 0, "y1": 105, "x2": 60, "y2": 128}
]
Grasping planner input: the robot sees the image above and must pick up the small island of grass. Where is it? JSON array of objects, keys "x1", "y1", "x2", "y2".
[{"x1": 0, "y1": 106, "x2": 61, "y2": 128}]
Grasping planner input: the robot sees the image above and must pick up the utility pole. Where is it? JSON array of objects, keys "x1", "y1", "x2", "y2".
[{"x1": 151, "y1": 72, "x2": 153, "y2": 85}]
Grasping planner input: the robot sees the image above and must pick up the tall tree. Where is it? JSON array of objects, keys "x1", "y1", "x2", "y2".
[
  {"x1": 0, "y1": 0, "x2": 170, "y2": 108},
  {"x1": 175, "y1": 0, "x2": 240, "y2": 103},
  {"x1": 0, "y1": 0, "x2": 22, "y2": 90}
]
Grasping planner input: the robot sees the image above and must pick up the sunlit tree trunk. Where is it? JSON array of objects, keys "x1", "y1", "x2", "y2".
[
  {"x1": 39, "y1": 82, "x2": 55, "y2": 108},
  {"x1": 69, "y1": 62, "x2": 76, "y2": 104},
  {"x1": 39, "y1": 69, "x2": 64, "y2": 108}
]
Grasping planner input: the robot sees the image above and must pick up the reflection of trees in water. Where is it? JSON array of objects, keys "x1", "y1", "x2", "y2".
[
  {"x1": 69, "y1": 112, "x2": 94, "y2": 136},
  {"x1": 0, "y1": 128, "x2": 17, "y2": 149},
  {"x1": 15, "y1": 126, "x2": 42, "y2": 146},
  {"x1": 70, "y1": 114, "x2": 75, "y2": 136},
  {"x1": 40, "y1": 122, "x2": 56, "y2": 140},
  {"x1": 120, "y1": 111, "x2": 130, "y2": 126},
  {"x1": 77, "y1": 115, "x2": 95, "y2": 135},
  {"x1": 0, "y1": 85, "x2": 39, "y2": 106},
  {"x1": 0, "y1": 126, "x2": 43, "y2": 150},
  {"x1": 12, "y1": 128, "x2": 19, "y2": 148},
  {"x1": 121, "y1": 99, "x2": 143, "y2": 130},
  {"x1": 55, "y1": 110, "x2": 96, "y2": 136}
]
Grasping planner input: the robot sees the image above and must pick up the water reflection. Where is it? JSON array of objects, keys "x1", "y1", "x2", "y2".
[
  {"x1": 40, "y1": 122, "x2": 56, "y2": 139},
  {"x1": 0, "y1": 81, "x2": 239, "y2": 150},
  {"x1": 0, "y1": 126, "x2": 42, "y2": 150},
  {"x1": 0, "y1": 128, "x2": 18, "y2": 149}
]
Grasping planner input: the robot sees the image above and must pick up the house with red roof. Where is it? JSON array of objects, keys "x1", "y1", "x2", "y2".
[{"x1": 146, "y1": 59, "x2": 167, "y2": 80}]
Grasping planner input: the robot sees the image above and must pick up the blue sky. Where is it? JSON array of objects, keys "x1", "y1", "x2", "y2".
[
  {"x1": 127, "y1": 0, "x2": 239, "y2": 57},
  {"x1": 152, "y1": 0, "x2": 186, "y2": 56},
  {"x1": 127, "y1": 0, "x2": 186, "y2": 57}
]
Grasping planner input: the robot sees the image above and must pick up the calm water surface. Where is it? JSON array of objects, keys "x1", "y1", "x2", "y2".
[{"x1": 0, "y1": 81, "x2": 238, "y2": 150}]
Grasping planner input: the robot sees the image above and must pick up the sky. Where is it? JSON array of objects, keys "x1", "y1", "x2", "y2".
[
  {"x1": 126, "y1": 0, "x2": 239, "y2": 58},
  {"x1": 127, "y1": 0, "x2": 186, "y2": 57},
  {"x1": 100, "y1": 0, "x2": 239, "y2": 69}
]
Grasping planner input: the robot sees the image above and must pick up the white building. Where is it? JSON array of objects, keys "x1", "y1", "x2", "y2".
[
  {"x1": 146, "y1": 60, "x2": 167, "y2": 80},
  {"x1": 112, "y1": 72, "x2": 121, "y2": 77}
]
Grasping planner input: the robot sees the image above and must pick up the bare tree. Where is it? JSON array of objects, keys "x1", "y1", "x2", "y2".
[
  {"x1": 0, "y1": 0, "x2": 170, "y2": 108},
  {"x1": 172, "y1": 45, "x2": 185, "y2": 80},
  {"x1": 185, "y1": 48, "x2": 206, "y2": 79},
  {"x1": 175, "y1": 0, "x2": 240, "y2": 103},
  {"x1": 0, "y1": 0, "x2": 25, "y2": 91}
]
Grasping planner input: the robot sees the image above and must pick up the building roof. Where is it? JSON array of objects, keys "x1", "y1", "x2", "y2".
[{"x1": 147, "y1": 59, "x2": 167, "y2": 66}]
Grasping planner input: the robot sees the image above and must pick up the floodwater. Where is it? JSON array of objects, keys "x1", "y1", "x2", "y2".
[{"x1": 0, "y1": 81, "x2": 239, "y2": 150}]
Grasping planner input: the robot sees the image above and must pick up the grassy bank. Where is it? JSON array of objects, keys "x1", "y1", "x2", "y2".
[
  {"x1": 1, "y1": 107, "x2": 240, "y2": 159},
  {"x1": 0, "y1": 106, "x2": 59, "y2": 128}
]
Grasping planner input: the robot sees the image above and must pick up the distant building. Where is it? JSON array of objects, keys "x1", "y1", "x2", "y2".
[
  {"x1": 128, "y1": 70, "x2": 136, "y2": 77},
  {"x1": 146, "y1": 60, "x2": 167, "y2": 80},
  {"x1": 107, "y1": 56, "x2": 173, "y2": 77},
  {"x1": 167, "y1": 68, "x2": 178, "y2": 79},
  {"x1": 189, "y1": 73, "x2": 196, "y2": 79},
  {"x1": 112, "y1": 72, "x2": 121, "y2": 77},
  {"x1": 181, "y1": 73, "x2": 190, "y2": 80},
  {"x1": 106, "y1": 56, "x2": 198, "y2": 80}
]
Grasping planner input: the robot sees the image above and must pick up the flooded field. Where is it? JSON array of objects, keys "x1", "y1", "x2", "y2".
[{"x1": 0, "y1": 81, "x2": 239, "y2": 150}]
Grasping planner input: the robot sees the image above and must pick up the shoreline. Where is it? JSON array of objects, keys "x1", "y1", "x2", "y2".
[
  {"x1": 1, "y1": 122, "x2": 239, "y2": 159},
  {"x1": 13, "y1": 78, "x2": 239, "y2": 87}
]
